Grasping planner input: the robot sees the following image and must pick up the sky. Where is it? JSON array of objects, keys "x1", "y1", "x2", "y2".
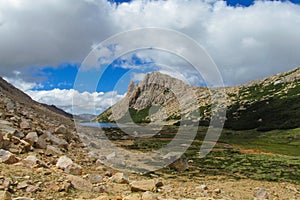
[{"x1": 1, "y1": 0, "x2": 300, "y2": 114}]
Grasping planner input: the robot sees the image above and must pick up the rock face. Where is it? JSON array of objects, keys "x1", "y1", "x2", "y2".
[{"x1": 97, "y1": 67, "x2": 300, "y2": 130}]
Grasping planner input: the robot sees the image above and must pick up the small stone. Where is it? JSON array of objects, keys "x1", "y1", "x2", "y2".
[
  {"x1": 20, "y1": 120, "x2": 31, "y2": 130},
  {"x1": 3, "y1": 178, "x2": 12, "y2": 189},
  {"x1": 91, "y1": 195, "x2": 110, "y2": 200},
  {"x1": 254, "y1": 188, "x2": 268, "y2": 200},
  {"x1": 88, "y1": 174, "x2": 103, "y2": 184},
  {"x1": 130, "y1": 179, "x2": 163, "y2": 192},
  {"x1": 45, "y1": 145, "x2": 63, "y2": 156},
  {"x1": 24, "y1": 132, "x2": 38, "y2": 146},
  {"x1": 25, "y1": 185, "x2": 39, "y2": 193},
  {"x1": 17, "y1": 181, "x2": 28, "y2": 190},
  {"x1": 213, "y1": 188, "x2": 221, "y2": 194},
  {"x1": 36, "y1": 137, "x2": 47, "y2": 149},
  {"x1": 0, "y1": 149, "x2": 19, "y2": 164},
  {"x1": 110, "y1": 173, "x2": 129, "y2": 184},
  {"x1": 67, "y1": 175, "x2": 93, "y2": 192},
  {"x1": 123, "y1": 193, "x2": 141, "y2": 200},
  {"x1": 64, "y1": 163, "x2": 83, "y2": 175},
  {"x1": 104, "y1": 171, "x2": 112, "y2": 177},
  {"x1": 92, "y1": 185, "x2": 107, "y2": 193},
  {"x1": 55, "y1": 125, "x2": 67, "y2": 135},
  {"x1": 22, "y1": 155, "x2": 38, "y2": 167},
  {"x1": 56, "y1": 156, "x2": 73, "y2": 169},
  {"x1": 142, "y1": 191, "x2": 158, "y2": 200},
  {"x1": 59, "y1": 181, "x2": 71, "y2": 192},
  {"x1": 0, "y1": 190, "x2": 12, "y2": 200}
]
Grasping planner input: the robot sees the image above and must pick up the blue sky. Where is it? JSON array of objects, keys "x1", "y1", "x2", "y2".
[{"x1": 1, "y1": 0, "x2": 300, "y2": 114}]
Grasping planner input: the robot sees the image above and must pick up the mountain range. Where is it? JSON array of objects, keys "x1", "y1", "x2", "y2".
[{"x1": 96, "y1": 67, "x2": 300, "y2": 131}]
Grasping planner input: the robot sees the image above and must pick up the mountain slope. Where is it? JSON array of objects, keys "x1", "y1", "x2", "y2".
[
  {"x1": 97, "y1": 67, "x2": 300, "y2": 130},
  {"x1": 0, "y1": 77, "x2": 74, "y2": 133}
]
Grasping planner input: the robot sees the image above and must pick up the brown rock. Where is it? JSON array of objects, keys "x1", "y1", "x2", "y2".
[
  {"x1": 0, "y1": 149, "x2": 19, "y2": 164},
  {"x1": 20, "y1": 120, "x2": 31, "y2": 130},
  {"x1": 130, "y1": 179, "x2": 163, "y2": 192},
  {"x1": 110, "y1": 173, "x2": 129, "y2": 184},
  {"x1": 36, "y1": 137, "x2": 47, "y2": 149},
  {"x1": 64, "y1": 163, "x2": 83, "y2": 175},
  {"x1": 67, "y1": 175, "x2": 93, "y2": 192}
]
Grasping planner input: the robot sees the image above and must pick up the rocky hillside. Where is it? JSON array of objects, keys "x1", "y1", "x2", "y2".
[{"x1": 97, "y1": 67, "x2": 300, "y2": 130}]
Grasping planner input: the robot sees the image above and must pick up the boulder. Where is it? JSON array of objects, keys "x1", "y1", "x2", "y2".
[
  {"x1": 24, "y1": 132, "x2": 38, "y2": 146},
  {"x1": 56, "y1": 156, "x2": 73, "y2": 169},
  {"x1": 130, "y1": 179, "x2": 163, "y2": 192},
  {"x1": 67, "y1": 175, "x2": 93, "y2": 192},
  {"x1": 36, "y1": 137, "x2": 47, "y2": 149},
  {"x1": 64, "y1": 163, "x2": 83, "y2": 175},
  {"x1": 43, "y1": 132, "x2": 68, "y2": 149},
  {"x1": 0, "y1": 149, "x2": 19, "y2": 164},
  {"x1": 22, "y1": 155, "x2": 38, "y2": 167},
  {"x1": 45, "y1": 145, "x2": 63, "y2": 156}
]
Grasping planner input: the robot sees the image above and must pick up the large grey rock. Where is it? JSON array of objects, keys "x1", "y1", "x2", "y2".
[
  {"x1": 0, "y1": 149, "x2": 19, "y2": 164},
  {"x1": 67, "y1": 175, "x2": 93, "y2": 191}
]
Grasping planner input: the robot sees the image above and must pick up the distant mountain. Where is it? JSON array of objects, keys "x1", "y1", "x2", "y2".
[{"x1": 96, "y1": 67, "x2": 300, "y2": 131}]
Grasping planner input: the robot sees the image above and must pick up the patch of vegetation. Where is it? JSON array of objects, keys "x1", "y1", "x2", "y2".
[
  {"x1": 96, "y1": 109, "x2": 115, "y2": 123},
  {"x1": 117, "y1": 105, "x2": 162, "y2": 124},
  {"x1": 225, "y1": 94, "x2": 300, "y2": 130},
  {"x1": 120, "y1": 126, "x2": 300, "y2": 184}
]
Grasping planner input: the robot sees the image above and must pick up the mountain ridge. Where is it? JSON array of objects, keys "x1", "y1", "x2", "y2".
[{"x1": 97, "y1": 67, "x2": 300, "y2": 130}]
